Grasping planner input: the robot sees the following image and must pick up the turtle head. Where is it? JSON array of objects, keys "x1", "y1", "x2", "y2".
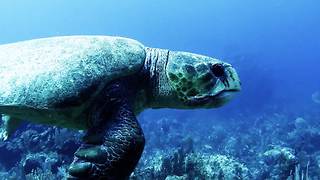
[{"x1": 164, "y1": 51, "x2": 241, "y2": 108}]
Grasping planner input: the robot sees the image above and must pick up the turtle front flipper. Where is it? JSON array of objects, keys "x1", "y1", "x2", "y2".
[
  {"x1": 0, "y1": 114, "x2": 23, "y2": 141},
  {"x1": 68, "y1": 82, "x2": 145, "y2": 179}
]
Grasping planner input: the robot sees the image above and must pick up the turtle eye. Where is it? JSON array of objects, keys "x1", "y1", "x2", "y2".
[{"x1": 211, "y1": 64, "x2": 225, "y2": 77}]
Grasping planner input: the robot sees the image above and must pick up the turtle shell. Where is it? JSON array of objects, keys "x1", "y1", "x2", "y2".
[{"x1": 0, "y1": 36, "x2": 146, "y2": 110}]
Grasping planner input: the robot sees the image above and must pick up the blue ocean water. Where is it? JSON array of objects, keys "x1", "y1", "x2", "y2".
[{"x1": 0, "y1": 0, "x2": 319, "y2": 179}]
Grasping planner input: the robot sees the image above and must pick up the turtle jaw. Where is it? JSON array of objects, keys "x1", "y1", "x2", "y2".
[{"x1": 186, "y1": 89, "x2": 239, "y2": 108}]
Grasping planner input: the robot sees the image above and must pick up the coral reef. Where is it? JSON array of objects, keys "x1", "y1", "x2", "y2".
[
  {"x1": 132, "y1": 150, "x2": 249, "y2": 179},
  {"x1": 261, "y1": 146, "x2": 297, "y2": 179},
  {"x1": 0, "y1": 107, "x2": 319, "y2": 179},
  {"x1": 0, "y1": 124, "x2": 81, "y2": 178}
]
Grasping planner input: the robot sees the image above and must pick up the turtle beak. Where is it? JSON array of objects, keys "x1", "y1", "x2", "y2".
[
  {"x1": 209, "y1": 63, "x2": 241, "y2": 96},
  {"x1": 204, "y1": 64, "x2": 241, "y2": 107},
  {"x1": 223, "y1": 64, "x2": 241, "y2": 92}
]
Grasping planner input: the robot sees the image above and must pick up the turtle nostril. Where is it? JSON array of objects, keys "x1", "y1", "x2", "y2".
[{"x1": 211, "y1": 64, "x2": 225, "y2": 77}]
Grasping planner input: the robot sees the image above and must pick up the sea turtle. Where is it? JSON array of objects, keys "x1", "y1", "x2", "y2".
[{"x1": 0, "y1": 36, "x2": 241, "y2": 179}]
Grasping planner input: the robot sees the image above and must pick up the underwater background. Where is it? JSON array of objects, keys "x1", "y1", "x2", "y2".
[{"x1": 0, "y1": 0, "x2": 319, "y2": 179}]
